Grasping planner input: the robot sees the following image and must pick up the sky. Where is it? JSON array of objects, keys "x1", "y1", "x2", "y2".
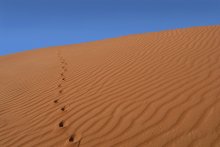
[{"x1": 0, "y1": 0, "x2": 220, "y2": 55}]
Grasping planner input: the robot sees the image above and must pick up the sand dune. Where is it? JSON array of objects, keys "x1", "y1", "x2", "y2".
[{"x1": 0, "y1": 26, "x2": 220, "y2": 147}]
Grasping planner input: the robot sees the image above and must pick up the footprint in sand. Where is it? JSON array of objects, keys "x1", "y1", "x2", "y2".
[
  {"x1": 59, "y1": 89, "x2": 63, "y2": 94},
  {"x1": 59, "y1": 121, "x2": 64, "y2": 128},
  {"x1": 61, "y1": 106, "x2": 65, "y2": 111},
  {"x1": 54, "y1": 99, "x2": 59, "y2": 103}
]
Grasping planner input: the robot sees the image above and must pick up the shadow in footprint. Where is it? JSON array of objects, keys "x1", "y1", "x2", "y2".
[
  {"x1": 59, "y1": 121, "x2": 64, "y2": 128},
  {"x1": 69, "y1": 135, "x2": 74, "y2": 142},
  {"x1": 54, "y1": 99, "x2": 59, "y2": 103},
  {"x1": 59, "y1": 90, "x2": 63, "y2": 94},
  {"x1": 61, "y1": 107, "x2": 65, "y2": 111},
  {"x1": 67, "y1": 133, "x2": 82, "y2": 146}
]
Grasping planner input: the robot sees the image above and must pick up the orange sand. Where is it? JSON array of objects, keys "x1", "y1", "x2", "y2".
[{"x1": 0, "y1": 26, "x2": 220, "y2": 147}]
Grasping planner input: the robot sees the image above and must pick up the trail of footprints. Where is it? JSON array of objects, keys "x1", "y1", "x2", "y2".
[{"x1": 54, "y1": 51, "x2": 81, "y2": 146}]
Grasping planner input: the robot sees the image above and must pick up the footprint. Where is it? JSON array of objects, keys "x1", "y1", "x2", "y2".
[
  {"x1": 69, "y1": 135, "x2": 74, "y2": 142},
  {"x1": 59, "y1": 90, "x2": 63, "y2": 94},
  {"x1": 59, "y1": 121, "x2": 64, "y2": 128},
  {"x1": 61, "y1": 107, "x2": 65, "y2": 111},
  {"x1": 58, "y1": 84, "x2": 62, "y2": 88},
  {"x1": 69, "y1": 133, "x2": 82, "y2": 146},
  {"x1": 62, "y1": 78, "x2": 65, "y2": 81},
  {"x1": 54, "y1": 99, "x2": 59, "y2": 103}
]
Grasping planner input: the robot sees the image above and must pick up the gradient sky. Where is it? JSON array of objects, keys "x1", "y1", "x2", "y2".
[{"x1": 0, "y1": 0, "x2": 220, "y2": 55}]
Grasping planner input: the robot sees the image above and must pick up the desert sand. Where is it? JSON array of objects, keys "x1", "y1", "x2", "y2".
[{"x1": 0, "y1": 26, "x2": 220, "y2": 147}]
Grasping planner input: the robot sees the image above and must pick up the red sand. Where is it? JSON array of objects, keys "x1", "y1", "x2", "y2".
[{"x1": 0, "y1": 26, "x2": 220, "y2": 147}]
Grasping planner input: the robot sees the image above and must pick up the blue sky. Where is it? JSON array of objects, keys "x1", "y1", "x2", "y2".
[{"x1": 0, "y1": 0, "x2": 220, "y2": 55}]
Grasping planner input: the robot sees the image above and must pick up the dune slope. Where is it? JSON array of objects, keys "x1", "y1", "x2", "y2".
[{"x1": 0, "y1": 26, "x2": 220, "y2": 147}]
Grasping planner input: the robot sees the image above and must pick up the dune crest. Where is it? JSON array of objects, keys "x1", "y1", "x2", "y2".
[{"x1": 0, "y1": 26, "x2": 220, "y2": 147}]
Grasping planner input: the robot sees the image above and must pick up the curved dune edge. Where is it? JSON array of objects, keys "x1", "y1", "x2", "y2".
[{"x1": 0, "y1": 26, "x2": 220, "y2": 147}]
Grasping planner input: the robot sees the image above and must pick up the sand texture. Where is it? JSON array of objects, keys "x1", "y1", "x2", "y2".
[{"x1": 0, "y1": 26, "x2": 220, "y2": 147}]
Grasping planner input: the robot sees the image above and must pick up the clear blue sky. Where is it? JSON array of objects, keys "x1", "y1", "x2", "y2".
[{"x1": 0, "y1": 0, "x2": 220, "y2": 55}]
